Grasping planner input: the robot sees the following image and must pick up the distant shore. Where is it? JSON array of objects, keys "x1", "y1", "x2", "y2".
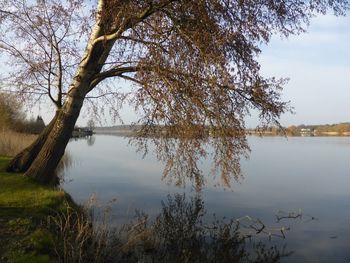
[{"x1": 93, "y1": 124, "x2": 350, "y2": 138}]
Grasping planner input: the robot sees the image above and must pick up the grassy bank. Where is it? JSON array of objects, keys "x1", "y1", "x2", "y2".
[
  {"x1": 0, "y1": 156, "x2": 68, "y2": 263},
  {"x1": 0, "y1": 156, "x2": 118, "y2": 263},
  {"x1": 0, "y1": 156, "x2": 288, "y2": 263}
]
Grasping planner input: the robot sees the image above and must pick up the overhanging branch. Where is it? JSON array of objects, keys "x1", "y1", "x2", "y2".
[{"x1": 89, "y1": 65, "x2": 152, "y2": 89}]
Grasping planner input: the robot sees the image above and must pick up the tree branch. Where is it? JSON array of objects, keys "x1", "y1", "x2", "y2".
[
  {"x1": 89, "y1": 65, "x2": 152, "y2": 89},
  {"x1": 91, "y1": 0, "x2": 177, "y2": 45}
]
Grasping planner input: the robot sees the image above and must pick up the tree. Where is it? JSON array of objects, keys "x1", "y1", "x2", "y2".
[
  {"x1": 286, "y1": 125, "x2": 299, "y2": 136},
  {"x1": 0, "y1": 93, "x2": 25, "y2": 130},
  {"x1": 0, "y1": 0, "x2": 348, "y2": 184},
  {"x1": 1, "y1": 0, "x2": 87, "y2": 172},
  {"x1": 87, "y1": 119, "x2": 95, "y2": 131},
  {"x1": 26, "y1": 116, "x2": 46, "y2": 134}
]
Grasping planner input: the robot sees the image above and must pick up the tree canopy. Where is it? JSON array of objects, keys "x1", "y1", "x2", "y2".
[{"x1": 0, "y1": 0, "x2": 348, "y2": 185}]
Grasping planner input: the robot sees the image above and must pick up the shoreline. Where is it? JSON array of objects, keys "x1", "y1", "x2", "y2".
[{"x1": 0, "y1": 156, "x2": 77, "y2": 262}]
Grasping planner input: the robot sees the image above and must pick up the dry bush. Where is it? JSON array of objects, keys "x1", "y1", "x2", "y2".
[
  {"x1": 0, "y1": 129, "x2": 36, "y2": 156},
  {"x1": 47, "y1": 194, "x2": 292, "y2": 263},
  {"x1": 47, "y1": 196, "x2": 120, "y2": 263}
]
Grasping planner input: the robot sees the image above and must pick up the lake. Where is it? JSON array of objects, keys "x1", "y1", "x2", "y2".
[{"x1": 62, "y1": 135, "x2": 350, "y2": 262}]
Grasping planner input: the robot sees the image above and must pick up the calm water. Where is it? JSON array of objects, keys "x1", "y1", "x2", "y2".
[{"x1": 63, "y1": 135, "x2": 350, "y2": 262}]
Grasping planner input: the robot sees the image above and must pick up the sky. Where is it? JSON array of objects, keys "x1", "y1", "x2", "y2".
[
  {"x1": 255, "y1": 13, "x2": 350, "y2": 128},
  {"x1": 30, "y1": 13, "x2": 350, "y2": 128}
]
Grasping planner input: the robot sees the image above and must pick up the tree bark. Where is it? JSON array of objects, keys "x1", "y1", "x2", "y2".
[
  {"x1": 23, "y1": 4, "x2": 116, "y2": 184},
  {"x1": 6, "y1": 112, "x2": 59, "y2": 173},
  {"x1": 24, "y1": 91, "x2": 85, "y2": 184}
]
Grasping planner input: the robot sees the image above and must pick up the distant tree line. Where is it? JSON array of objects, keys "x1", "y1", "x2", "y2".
[
  {"x1": 0, "y1": 93, "x2": 45, "y2": 134},
  {"x1": 246, "y1": 123, "x2": 350, "y2": 136},
  {"x1": 286, "y1": 123, "x2": 350, "y2": 136}
]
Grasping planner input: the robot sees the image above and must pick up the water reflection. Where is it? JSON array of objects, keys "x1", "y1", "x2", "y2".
[
  {"x1": 63, "y1": 135, "x2": 350, "y2": 262},
  {"x1": 115, "y1": 193, "x2": 292, "y2": 263},
  {"x1": 70, "y1": 135, "x2": 96, "y2": 146},
  {"x1": 55, "y1": 136, "x2": 95, "y2": 184},
  {"x1": 87, "y1": 136, "x2": 96, "y2": 146},
  {"x1": 131, "y1": 129, "x2": 248, "y2": 189},
  {"x1": 51, "y1": 153, "x2": 73, "y2": 185},
  {"x1": 66, "y1": 132, "x2": 247, "y2": 189}
]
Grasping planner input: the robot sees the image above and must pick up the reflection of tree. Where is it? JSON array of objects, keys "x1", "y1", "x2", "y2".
[
  {"x1": 70, "y1": 135, "x2": 96, "y2": 146},
  {"x1": 87, "y1": 136, "x2": 96, "y2": 147},
  {"x1": 55, "y1": 153, "x2": 73, "y2": 185},
  {"x1": 120, "y1": 194, "x2": 291, "y2": 263},
  {"x1": 49, "y1": 193, "x2": 294, "y2": 262}
]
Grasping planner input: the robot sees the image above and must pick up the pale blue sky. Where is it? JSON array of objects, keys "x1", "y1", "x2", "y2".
[
  {"x1": 31, "y1": 13, "x2": 350, "y2": 127},
  {"x1": 255, "y1": 13, "x2": 350, "y2": 128}
]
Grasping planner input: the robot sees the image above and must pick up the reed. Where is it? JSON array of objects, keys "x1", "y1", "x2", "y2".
[
  {"x1": 47, "y1": 194, "x2": 291, "y2": 263},
  {"x1": 0, "y1": 129, "x2": 36, "y2": 156}
]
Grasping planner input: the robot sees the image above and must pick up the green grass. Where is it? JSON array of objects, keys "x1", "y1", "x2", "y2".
[{"x1": 0, "y1": 156, "x2": 70, "y2": 263}]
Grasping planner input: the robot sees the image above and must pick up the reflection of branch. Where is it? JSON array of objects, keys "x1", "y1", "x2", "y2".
[
  {"x1": 275, "y1": 209, "x2": 317, "y2": 223},
  {"x1": 236, "y1": 215, "x2": 293, "y2": 240},
  {"x1": 276, "y1": 210, "x2": 301, "y2": 222}
]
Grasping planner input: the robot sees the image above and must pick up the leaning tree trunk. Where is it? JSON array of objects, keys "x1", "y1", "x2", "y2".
[
  {"x1": 6, "y1": 112, "x2": 59, "y2": 173},
  {"x1": 23, "y1": 1, "x2": 117, "y2": 184},
  {"x1": 24, "y1": 90, "x2": 85, "y2": 184}
]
